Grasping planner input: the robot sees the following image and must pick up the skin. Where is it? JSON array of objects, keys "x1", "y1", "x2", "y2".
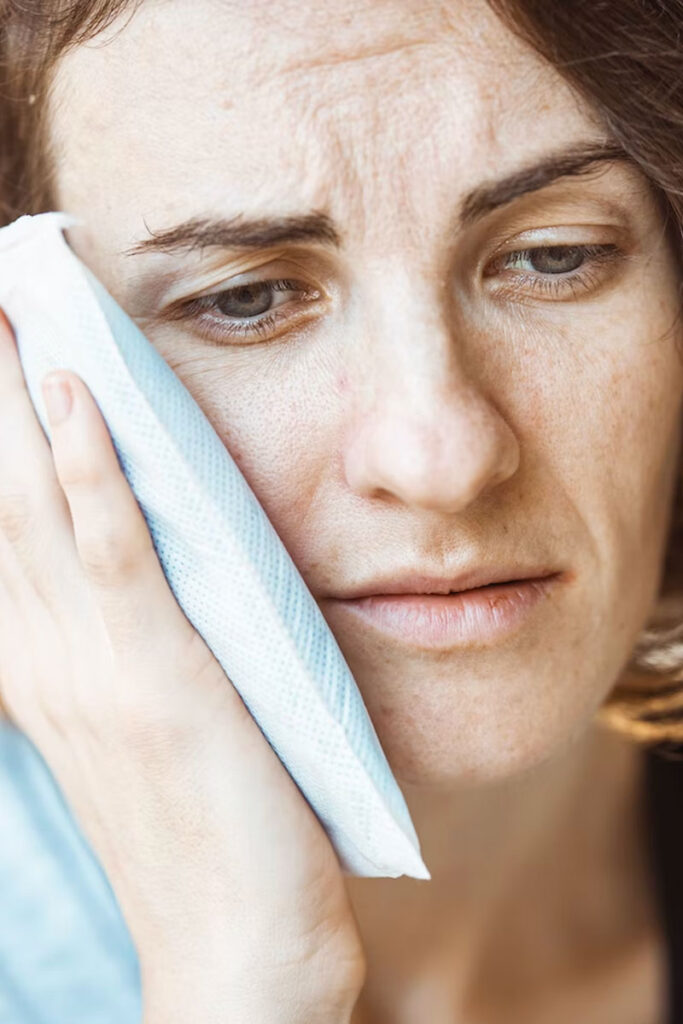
[{"x1": 34, "y1": 0, "x2": 683, "y2": 1017}]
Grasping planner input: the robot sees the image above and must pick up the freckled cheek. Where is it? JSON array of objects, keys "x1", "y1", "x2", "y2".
[{"x1": 188, "y1": 383, "x2": 334, "y2": 559}]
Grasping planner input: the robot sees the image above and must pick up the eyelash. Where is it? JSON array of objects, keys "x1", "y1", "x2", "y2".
[
  {"x1": 169, "y1": 278, "x2": 318, "y2": 344},
  {"x1": 486, "y1": 243, "x2": 622, "y2": 299},
  {"x1": 168, "y1": 244, "x2": 622, "y2": 345}
]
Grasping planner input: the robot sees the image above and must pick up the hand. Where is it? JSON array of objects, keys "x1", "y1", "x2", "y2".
[{"x1": 0, "y1": 310, "x2": 365, "y2": 1023}]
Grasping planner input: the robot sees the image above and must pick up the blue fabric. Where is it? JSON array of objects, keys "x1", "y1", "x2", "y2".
[{"x1": 0, "y1": 721, "x2": 141, "y2": 1024}]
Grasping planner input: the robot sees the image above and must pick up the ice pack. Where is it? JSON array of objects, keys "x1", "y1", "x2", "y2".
[{"x1": 0, "y1": 212, "x2": 429, "y2": 880}]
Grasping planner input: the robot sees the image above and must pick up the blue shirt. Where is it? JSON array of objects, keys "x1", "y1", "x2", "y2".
[{"x1": 0, "y1": 721, "x2": 141, "y2": 1023}]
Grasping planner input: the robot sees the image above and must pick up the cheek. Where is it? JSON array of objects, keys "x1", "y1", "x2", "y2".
[
  {"x1": 476, "y1": 292, "x2": 683, "y2": 682},
  {"x1": 607, "y1": 348, "x2": 683, "y2": 607},
  {"x1": 509, "y1": 295, "x2": 683, "y2": 501},
  {"x1": 579, "y1": 326, "x2": 682, "y2": 545},
  {"x1": 540, "y1": 309, "x2": 682, "y2": 635},
  {"x1": 156, "y1": 343, "x2": 342, "y2": 565}
]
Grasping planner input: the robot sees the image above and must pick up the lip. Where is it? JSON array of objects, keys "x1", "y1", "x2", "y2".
[
  {"x1": 325, "y1": 573, "x2": 565, "y2": 650},
  {"x1": 332, "y1": 565, "x2": 561, "y2": 599}
]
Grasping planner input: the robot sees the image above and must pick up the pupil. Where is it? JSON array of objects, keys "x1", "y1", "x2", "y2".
[
  {"x1": 217, "y1": 282, "x2": 274, "y2": 318},
  {"x1": 531, "y1": 246, "x2": 584, "y2": 274}
]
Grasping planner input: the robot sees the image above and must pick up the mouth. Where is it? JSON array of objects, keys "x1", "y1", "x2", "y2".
[
  {"x1": 326, "y1": 572, "x2": 565, "y2": 650},
  {"x1": 332, "y1": 566, "x2": 564, "y2": 600}
]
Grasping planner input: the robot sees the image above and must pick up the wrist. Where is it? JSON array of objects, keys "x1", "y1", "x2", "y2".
[
  {"x1": 143, "y1": 985, "x2": 359, "y2": 1024},
  {"x1": 141, "y1": 955, "x2": 363, "y2": 1024}
]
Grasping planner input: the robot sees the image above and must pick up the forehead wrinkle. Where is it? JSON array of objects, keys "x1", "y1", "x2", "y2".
[
  {"x1": 54, "y1": 0, "x2": 522, "y2": 114},
  {"x1": 267, "y1": 0, "x2": 529, "y2": 88},
  {"x1": 282, "y1": 57, "x2": 512, "y2": 253},
  {"x1": 270, "y1": 37, "x2": 450, "y2": 81},
  {"x1": 47, "y1": 0, "x2": 598, "y2": 271}
]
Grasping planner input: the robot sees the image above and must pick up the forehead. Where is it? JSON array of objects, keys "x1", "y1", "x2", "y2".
[{"x1": 49, "y1": 0, "x2": 598, "y2": 252}]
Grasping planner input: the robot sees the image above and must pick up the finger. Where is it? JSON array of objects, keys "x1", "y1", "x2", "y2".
[
  {"x1": 0, "y1": 308, "x2": 65, "y2": 488},
  {"x1": 42, "y1": 369, "x2": 198, "y2": 659},
  {"x1": 0, "y1": 308, "x2": 81, "y2": 594}
]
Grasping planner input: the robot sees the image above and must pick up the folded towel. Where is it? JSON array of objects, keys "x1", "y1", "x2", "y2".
[{"x1": 0, "y1": 211, "x2": 429, "y2": 881}]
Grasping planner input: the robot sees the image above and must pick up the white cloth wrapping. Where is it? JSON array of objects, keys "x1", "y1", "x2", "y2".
[{"x1": 0, "y1": 212, "x2": 429, "y2": 880}]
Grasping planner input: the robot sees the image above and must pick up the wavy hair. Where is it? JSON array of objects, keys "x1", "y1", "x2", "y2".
[{"x1": 2, "y1": 0, "x2": 683, "y2": 747}]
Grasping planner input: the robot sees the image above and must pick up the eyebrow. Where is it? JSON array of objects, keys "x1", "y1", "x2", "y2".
[
  {"x1": 122, "y1": 141, "x2": 628, "y2": 258},
  {"x1": 123, "y1": 210, "x2": 341, "y2": 256},
  {"x1": 459, "y1": 141, "x2": 627, "y2": 225}
]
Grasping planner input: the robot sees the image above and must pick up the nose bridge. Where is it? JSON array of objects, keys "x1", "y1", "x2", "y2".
[
  {"x1": 342, "y1": 262, "x2": 520, "y2": 511},
  {"x1": 358, "y1": 258, "x2": 462, "y2": 387}
]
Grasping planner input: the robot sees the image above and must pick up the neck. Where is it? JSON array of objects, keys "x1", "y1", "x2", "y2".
[{"x1": 345, "y1": 724, "x2": 655, "y2": 1021}]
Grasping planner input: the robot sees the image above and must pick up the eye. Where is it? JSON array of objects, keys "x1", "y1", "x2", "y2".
[
  {"x1": 166, "y1": 277, "x2": 321, "y2": 344},
  {"x1": 484, "y1": 243, "x2": 622, "y2": 300},
  {"x1": 213, "y1": 280, "x2": 292, "y2": 318},
  {"x1": 503, "y1": 245, "x2": 593, "y2": 274}
]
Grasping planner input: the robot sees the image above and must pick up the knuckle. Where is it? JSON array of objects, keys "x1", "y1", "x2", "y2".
[
  {"x1": 55, "y1": 446, "x2": 105, "y2": 489},
  {"x1": 112, "y1": 690, "x2": 192, "y2": 757},
  {"x1": 0, "y1": 492, "x2": 32, "y2": 545},
  {"x1": 57, "y1": 457, "x2": 106, "y2": 492},
  {"x1": 78, "y1": 524, "x2": 148, "y2": 587}
]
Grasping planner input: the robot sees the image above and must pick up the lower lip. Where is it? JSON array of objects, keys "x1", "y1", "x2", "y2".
[{"x1": 329, "y1": 575, "x2": 563, "y2": 650}]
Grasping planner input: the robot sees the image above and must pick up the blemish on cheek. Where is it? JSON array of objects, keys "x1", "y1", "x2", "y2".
[{"x1": 336, "y1": 372, "x2": 350, "y2": 393}]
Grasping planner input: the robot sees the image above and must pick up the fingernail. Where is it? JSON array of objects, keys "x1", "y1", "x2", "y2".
[{"x1": 43, "y1": 375, "x2": 73, "y2": 426}]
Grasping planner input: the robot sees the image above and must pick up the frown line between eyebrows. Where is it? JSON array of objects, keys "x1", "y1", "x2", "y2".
[{"x1": 120, "y1": 139, "x2": 629, "y2": 261}]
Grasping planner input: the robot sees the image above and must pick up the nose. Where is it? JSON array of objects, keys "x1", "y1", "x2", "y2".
[{"x1": 342, "y1": 283, "x2": 520, "y2": 513}]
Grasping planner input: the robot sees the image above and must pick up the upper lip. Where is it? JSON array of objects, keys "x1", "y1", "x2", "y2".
[{"x1": 333, "y1": 565, "x2": 562, "y2": 599}]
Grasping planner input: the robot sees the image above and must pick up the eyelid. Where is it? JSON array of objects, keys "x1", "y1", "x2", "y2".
[
  {"x1": 484, "y1": 242, "x2": 619, "y2": 275},
  {"x1": 160, "y1": 276, "x2": 323, "y2": 345},
  {"x1": 462, "y1": 193, "x2": 636, "y2": 260},
  {"x1": 487, "y1": 221, "x2": 627, "y2": 254},
  {"x1": 483, "y1": 242, "x2": 626, "y2": 302},
  {"x1": 158, "y1": 249, "x2": 335, "y2": 305}
]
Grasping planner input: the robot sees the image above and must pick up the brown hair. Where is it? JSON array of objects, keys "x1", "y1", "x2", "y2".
[{"x1": 2, "y1": 0, "x2": 683, "y2": 748}]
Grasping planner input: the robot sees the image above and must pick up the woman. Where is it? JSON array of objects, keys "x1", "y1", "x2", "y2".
[{"x1": 1, "y1": 0, "x2": 683, "y2": 1020}]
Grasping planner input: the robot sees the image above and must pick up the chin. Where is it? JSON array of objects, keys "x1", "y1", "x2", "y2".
[
  {"x1": 338, "y1": 617, "x2": 621, "y2": 788},
  {"x1": 360, "y1": 678, "x2": 603, "y2": 790}
]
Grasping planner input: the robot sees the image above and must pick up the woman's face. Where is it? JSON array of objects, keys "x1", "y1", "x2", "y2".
[{"x1": 49, "y1": 0, "x2": 683, "y2": 784}]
